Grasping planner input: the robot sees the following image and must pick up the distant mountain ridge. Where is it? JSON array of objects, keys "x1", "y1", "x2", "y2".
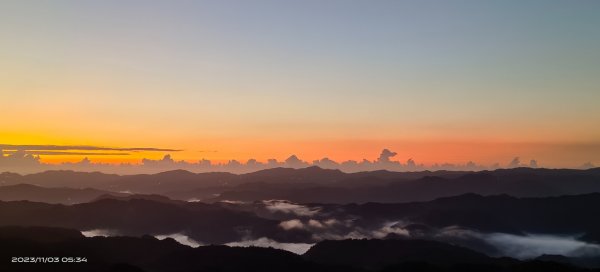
[
  {"x1": 0, "y1": 183, "x2": 125, "y2": 204},
  {"x1": 1, "y1": 167, "x2": 599, "y2": 203},
  {"x1": 209, "y1": 167, "x2": 600, "y2": 203}
]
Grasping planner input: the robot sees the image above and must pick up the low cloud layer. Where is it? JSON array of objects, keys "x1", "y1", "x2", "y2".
[
  {"x1": 77, "y1": 221, "x2": 600, "y2": 258},
  {"x1": 272, "y1": 216, "x2": 600, "y2": 259},
  {"x1": 81, "y1": 229, "x2": 119, "y2": 238},
  {"x1": 225, "y1": 237, "x2": 314, "y2": 255},
  {"x1": 155, "y1": 233, "x2": 202, "y2": 248},
  {"x1": 263, "y1": 200, "x2": 321, "y2": 217},
  {"x1": 485, "y1": 233, "x2": 600, "y2": 259}
]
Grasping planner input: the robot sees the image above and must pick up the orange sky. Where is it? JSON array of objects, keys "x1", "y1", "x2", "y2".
[
  {"x1": 1, "y1": 1, "x2": 599, "y2": 169},
  {"x1": 7, "y1": 138, "x2": 595, "y2": 169}
]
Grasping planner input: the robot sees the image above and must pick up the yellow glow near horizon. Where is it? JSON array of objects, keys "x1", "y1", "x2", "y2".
[
  {"x1": 2, "y1": 138, "x2": 596, "y2": 169},
  {"x1": 1, "y1": 1, "x2": 599, "y2": 169}
]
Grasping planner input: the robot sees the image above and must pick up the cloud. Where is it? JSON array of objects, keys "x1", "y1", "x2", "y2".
[
  {"x1": 3, "y1": 151, "x2": 130, "y2": 156},
  {"x1": 308, "y1": 219, "x2": 325, "y2": 229},
  {"x1": 312, "y1": 158, "x2": 339, "y2": 169},
  {"x1": 506, "y1": 157, "x2": 541, "y2": 169},
  {"x1": 581, "y1": 162, "x2": 596, "y2": 169},
  {"x1": 371, "y1": 221, "x2": 410, "y2": 238},
  {"x1": 218, "y1": 200, "x2": 247, "y2": 204},
  {"x1": 263, "y1": 200, "x2": 320, "y2": 217},
  {"x1": 0, "y1": 147, "x2": 556, "y2": 175},
  {"x1": 82, "y1": 229, "x2": 202, "y2": 248},
  {"x1": 410, "y1": 226, "x2": 600, "y2": 259},
  {"x1": 80, "y1": 229, "x2": 118, "y2": 237},
  {"x1": 0, "y1": 145, "x2": 183, "y2": 174},
  {"x1": 323, "y1": 219, "x2": 343, "y2": 227},
  {"x1": 276, "y1": 218, "x2": 352, "y2": 240},
  {"x1": 279, "y1": 219, "x2": 305, "y2": 230},
  {"x1": 78, "y1": 218, "x2": 600, "y2": 259},
  {"x1": 155, "y1": 233, "x2": 202, "y2": 248},
  {"x1": 508, "y1": 157, "x2": 521, "y2": 168},
  {"x1": 279, "y1": 218, "x2": 375, "y2": 241},
  {"x1": 377, "y1": 149, "x2": 398, "y2": 163},
  {"x1": 284, "y1": 155, "x2": 309, "y2": 168},
  {"x1": 529, "y1": 159, "x2": 538, "y2": 168},
  {"x1": 272, "y1": 218, "x2": 600, "y2": 260},
  {"x1": 484, "y1": 233, "x2": 600, "y2": 259},
  {"x1": 0, "y1": 144, "x2": 181, "y2": 152},
  {"x1": 0, "y1": 150, "x2": 42, "y2": 172},
  {"x1": 226, "y1": 237, "x2": 314, "y2": 255},
  {"x1": 310, "y1": 229, "x2": 370, "y2": 241},
  {"x1": 142, "y1": 154, "x2": 175, "y2": 166}
]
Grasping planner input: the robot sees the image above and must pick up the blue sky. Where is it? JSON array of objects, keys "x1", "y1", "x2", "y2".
[{"x1": 1, "y1": 0, "x2": 599, "y2": 166}]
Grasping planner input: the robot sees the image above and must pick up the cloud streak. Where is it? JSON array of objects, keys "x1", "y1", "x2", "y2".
[
  {"x1": 263, "y1": 200, "x2": 321, "y2": 217},
  {"x1": 155, "y1": 233, "x2": 202, "y2": 248},
  {"x1": 485, "y1": 233, "x2": 600, "y2": 259},
  {"x1": 0, "y1": 144, "x2": 181, "y2": 152},
  {"x1": 3, "y1": 150, "x2": 131, "y2": 156},
  {"x1": 226, "y1": 237, "x2": 314, "y2": 255}
]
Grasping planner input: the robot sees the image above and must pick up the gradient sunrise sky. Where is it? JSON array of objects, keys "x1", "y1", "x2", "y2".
[{"x1": 1, "y1": 1, "x2": 599, "y2": 167}]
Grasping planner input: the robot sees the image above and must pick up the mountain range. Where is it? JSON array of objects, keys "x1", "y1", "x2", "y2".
[
  {"x1": 1, "y1": 167, "x2": 600, "y2": 203},
  {"x1": 0, "y1": 226, "x2": 594, "y2": 272},
  {"x1": 2, "y1": 166, "x2": 600, "y2": 271}
]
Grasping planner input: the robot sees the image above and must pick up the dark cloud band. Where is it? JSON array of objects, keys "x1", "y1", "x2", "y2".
[
  {"x1": 0, "y1": 144, "x2": 181, "y2": 152},
  {"x1": 3, "y1": 150, "x2": 130, "y2": 156}
]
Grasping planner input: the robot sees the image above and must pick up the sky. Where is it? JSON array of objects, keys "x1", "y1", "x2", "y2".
[{"x1": 1, "y1": 0, "x2": 599, "y2": 169}]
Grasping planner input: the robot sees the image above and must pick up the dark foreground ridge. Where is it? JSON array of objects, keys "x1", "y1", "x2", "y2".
[{"x1": 0, "y1": 226, "x2": 595, "y2": 272}]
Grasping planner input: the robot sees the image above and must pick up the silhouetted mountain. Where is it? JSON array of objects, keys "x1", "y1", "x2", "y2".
[
  {"x1": 0, "y1": 170, "x2": 122, "y2": 188},
  {"x1": 307, "y1": 193, "x2": 600, "y2": 242},
  {"x1": 213, "y1": 193, "x2": 600, "y2": 256},
  {"x1": 0, "y1": 170, "x2": 238, "y2": 195},
  {"x1": 208, "y1": 167, "x2": 600, "y2": 203},
  {"x1": 2, "y1": 167, "x2": 599, "y2": 203},
  {"x1": 111, "y1": 170, "x2": 238, "y2": 194},
  {"x1": 536, "y1": 254, "x2": 600, "y2": 269},
  {"x1": 245, "y1": 166, "x2": 345, "y2": 181},
  {"x1": 421, "y1": 193, "x2": 594, "y2": 233},
  {"x1": 0, "y1": 227, "x2": 593, "y2": 272},
  {"x1": 0, "y1": 226, "x2": 351, "y2": 272},
  {"x1": 536, "y1": 255, "x2": 575, "y2": 265},
  {"x1": 2, "y1": 167, "x2": 600, "y2": 269},
  {"x1": 91, "y1": 193, "x2": 178, "y2": 204},
  {"x1": 304, "y1": 239, "x2": 502, "y2": 269},
  {"x1": 0, "y1": 226, "x2": 84, "y2": 243},
  {"x1": 0, "y1": 184, "x2": 125, "y2": 204},
  {"x1": 0, "y1": 198, "x2": 308, "y2": 244},
  {"x1": 3, "y1": 192, "x2": 600, "y2": 251}
]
